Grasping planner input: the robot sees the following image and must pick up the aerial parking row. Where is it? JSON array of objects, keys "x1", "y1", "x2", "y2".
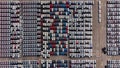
[
  {"x1": 0, "y1": 59, "x2": 98, "y2": 68},
  {"x1": 105, "y1": 0, "x2": 120, "y2": 56},
  {"x1": 41, "y1": 60, "x2": 68, "y2": 68},
  {"x1": 105, "y1": 60, "x2": 120, "y2": 68},
  {"x1": 41, "y1": 1, "x2": 69, "y2": 58},
  {"x1": 0, "y1": 60, "x2": 40, "y2": 68},
  {"x1": 2, "y1": 59, "x2": 119, "y2": 68},
  {"x1": 69, "y1": 1, "x2": 93, "y2": 58},
  {"x1": 41, "y1": 60, "x2": 96, "y2": 68},
  {"x1": 107, "y1": 0, "x2": 120, "y2": 4},
  {"x1": 70, "y1": 60, "x2": 96, "y2": 68},
  {"x1": 0, "y1": 1, "x2": 13, "y2": 58},
  {"x1": 22, "y1": 2, "x2": 41, "y2": 57},
  {"x1": 98, "y1": 0, "x2": 101, "y2": 23},
  {"x1": 10, "y1": 1, "x2": 22, "y2": 58}
]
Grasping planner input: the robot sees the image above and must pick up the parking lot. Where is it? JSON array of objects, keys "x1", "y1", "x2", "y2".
[
  {"x1": 40, "y1": 0, "x2": 118, "y2": 68},
  {"x1": 0, "y1": 0, "x2": 120, "y2": 68},
  {"x1": 42, "y1": 0, "x2": 120, "y2": 68}
]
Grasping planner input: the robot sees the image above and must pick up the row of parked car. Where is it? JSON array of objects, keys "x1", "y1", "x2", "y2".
[
  {"x1": 0, "y1": 60, "x2": 40, "y2": 68},
  {"x1": 41, "y1": 60, "x2": 96, "y2": 68},
  {"x1": 10, "y1": 1, "x2": 22, "y2": 58},
  {"x1": 22, "y1": 1, "x2": 41, "y2": 57},
  {"x1": 41, "y1": 60, "x2": 68, "y2": 68},
  {"x1": 106, "y1": 0, "x2": 120, "y2": 56},
  {"x1": 41, "y1": 1, "x2": 69, "y2": 58},
  {"x1": 98, "y1": 0, "x2": 101, "y2": 23},
  {"x1": 69, "y1": 1, "x2": 93, "y2": 58},
  {"x1": 105, "y1": 60, "x2": 120, "y2": 68},
  {"x1": 0, "y1": 1, "x2": 14, "y2": 58},
  {"x1": 0, "y1": 59, "x2": 97, "y2": 68},
  {"x1": 107, "y1": 0, "x2": 120, "y2": 4},
  {"x1": 70, "y1": 60, "x2": 96, "y2": 68}
]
